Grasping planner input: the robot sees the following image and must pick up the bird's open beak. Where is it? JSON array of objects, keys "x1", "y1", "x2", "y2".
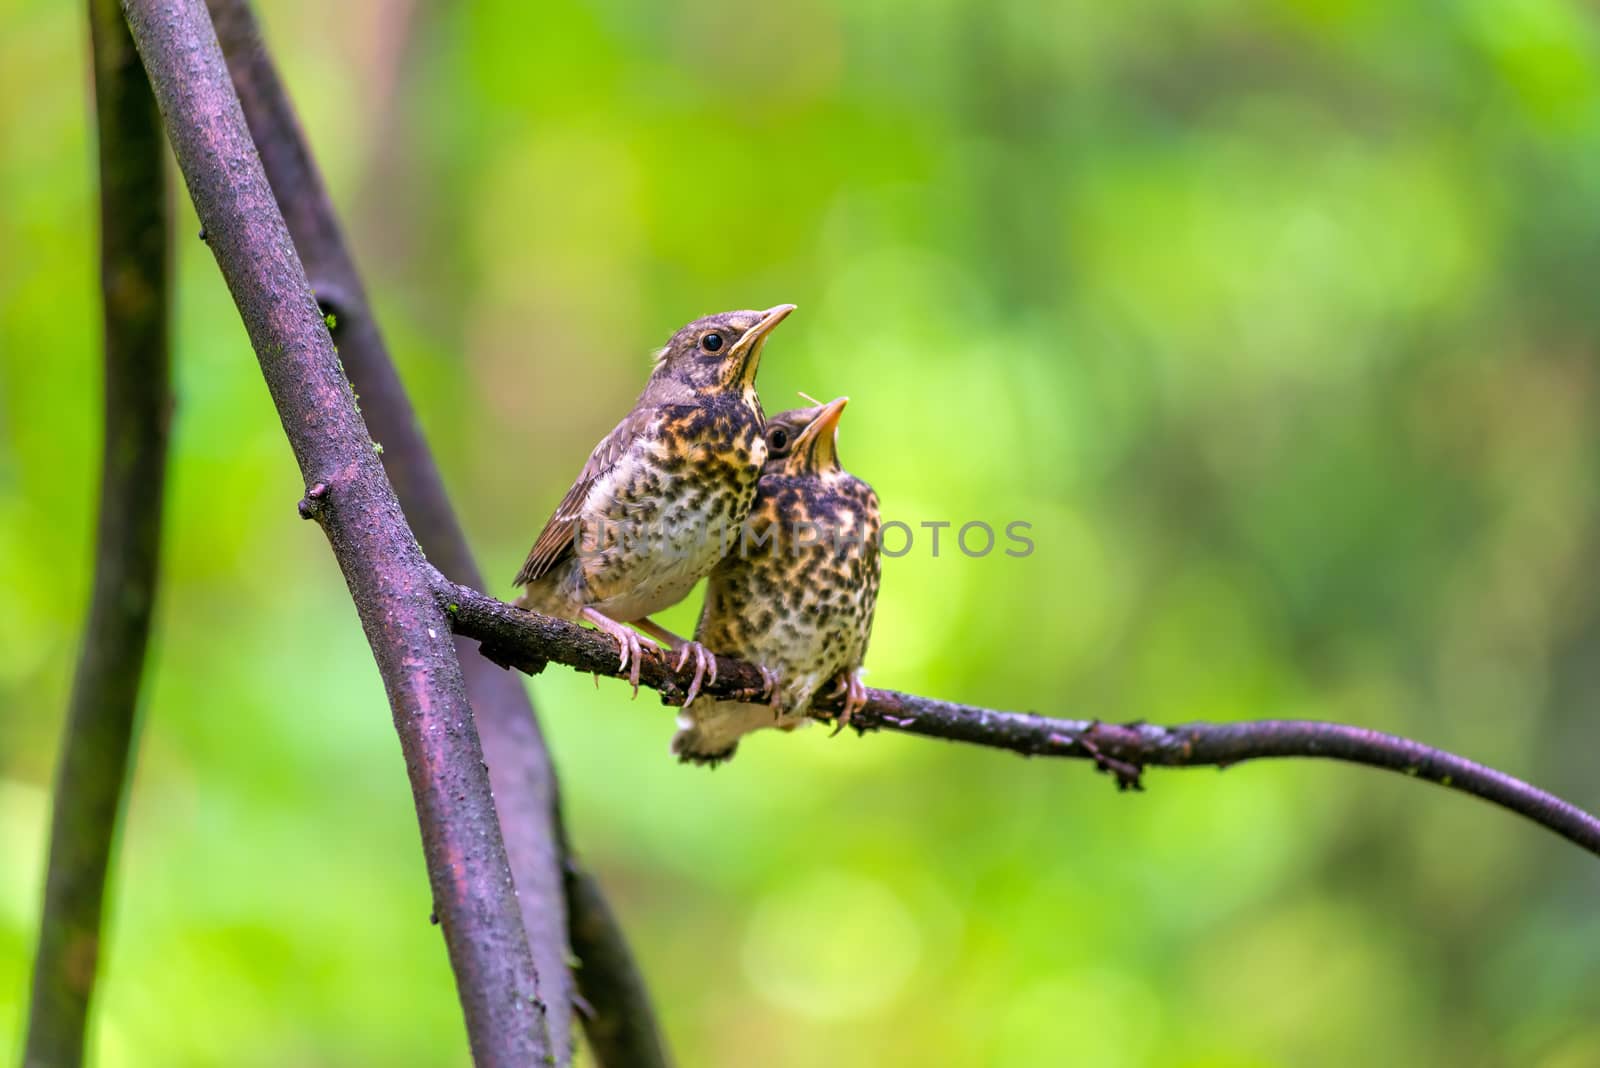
[
  {"x1": 795, "y1": 395, "x2": 849, "y2": 468},
  {"x1": 729, "y1": 303, "x2": 797, "y2": 380}
]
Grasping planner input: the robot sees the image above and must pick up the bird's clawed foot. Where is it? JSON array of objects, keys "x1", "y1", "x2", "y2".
[
  {"x1": 581, "y1": 606, "x2": 643, "y2": 697},
  {"x1": 633, "y1": 617, "x2": 717, "y2": 705},
  {"x1": 756, "y1": 665, "x2": 783, "y2": 716},
  {"x1": 824, "y1": 670, "x2": 869, "y2": 736},
  {"x1": 671, "y1": 640, "x2": 717, "y2": 705}
]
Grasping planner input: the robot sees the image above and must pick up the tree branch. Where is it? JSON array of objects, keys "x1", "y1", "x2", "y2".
[
  {"x1": 201, "y1": 2, "x2": 668, "y2": 1062},
  {"x1": 24, "y1": 3, "x2": 171, "y2": 1063},
  {"x1": 119, "y1": 2, "x2": 552, "y2": 1063},
  {"x1": 445, "y1": 584, "x2": 1600, "y2": 858}
]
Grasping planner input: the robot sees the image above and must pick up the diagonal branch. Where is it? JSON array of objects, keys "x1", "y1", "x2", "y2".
[
  {"x1": 24, "y1": 2, "x2": 171, "y2": 1063},
  {"x1": 202, "y1": 1, "x2": 668, "y2": 1062},
  {"x1": 445, "y1": 584, "x2": 1600, "y2": 858},
  {"x1": 201, "y1": 0, "x2": 574, "y2": 1045},
  {"x1": 119, "y1": 1, "x2": 552, "y2": 1063}
]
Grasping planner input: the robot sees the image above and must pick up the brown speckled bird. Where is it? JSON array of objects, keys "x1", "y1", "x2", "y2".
[
  {"x1": 672, "y1": 396, "x2": 881, "y2": 765},
  {"x1": 515, "y1": 305, "x2": 795, "y2": 697}
]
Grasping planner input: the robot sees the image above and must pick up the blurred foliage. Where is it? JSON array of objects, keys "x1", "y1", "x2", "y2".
[{"x1": 4, "y1": 0, "x2": 1600, "y2": 1064}]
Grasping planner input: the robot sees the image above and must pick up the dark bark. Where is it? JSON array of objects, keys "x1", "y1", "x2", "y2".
[
  {"x1": 118, "y1": 1, "x2": 551, "y2": 1063},
  {"x1": 446, "y1": 584, "x2": 1600, "y2": 858},
  {"x1": 202, "y1": 3, "x2": 668, "y2": 1062},
  {"x1": 201, "y1": 0, "x2": 576, "y2": 1046},
  {"x1": 23, "y1": 3, "x2": 171, "y2": 1064}
]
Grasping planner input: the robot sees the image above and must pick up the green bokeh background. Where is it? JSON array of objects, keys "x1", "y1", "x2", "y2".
[{"x1": 4, "y1": 0, "x2": 1600, "y2": 1064}]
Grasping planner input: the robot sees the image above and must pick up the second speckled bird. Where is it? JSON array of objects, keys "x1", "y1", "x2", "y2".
[{"x1": 672, "y1": 397, "x2": 881, "y2": 765}]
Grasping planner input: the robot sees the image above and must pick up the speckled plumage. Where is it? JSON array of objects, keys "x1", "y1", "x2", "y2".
[
  {"x1": 673, "y1": 398, "x2": 881, "y2": 764},
  {"x1": 515, "y1": 306, "x2": 794, "y2": 692}
]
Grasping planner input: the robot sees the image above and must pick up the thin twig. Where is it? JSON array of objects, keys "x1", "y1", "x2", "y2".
[
  {"x1": 119, "y1": 2, "x2": 552, "y2": 1063},
  {"x1": 445, "y1": 584, "x2": 1600, "y2": 858},
  {"x1": 202, "y1": 2, "x2": 668, "y2": 1061},
  {"x1": 24, "y1": 3, "x2": 171, "y2": 1063}
]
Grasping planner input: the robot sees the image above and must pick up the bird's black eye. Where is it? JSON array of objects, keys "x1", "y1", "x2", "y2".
[
  {"x1": 701, "y1": 332, "x2": 724, "y2": 352},
  {"x1": 768, "y1": 427, "x2": 790, "y2": 453}
]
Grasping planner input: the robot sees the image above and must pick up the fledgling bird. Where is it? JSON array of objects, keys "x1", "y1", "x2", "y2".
[
  {"x1": 672, "y1": 396, "x2": 881, "y2": 765},
  {"x1": 514, "y1": 305, "x2": 796, "y2": 698}
]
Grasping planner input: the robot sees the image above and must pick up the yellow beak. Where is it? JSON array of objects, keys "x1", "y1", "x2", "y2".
[
  {"x1": 729, "y1": 303, "x2": 797, "y2": 362},
  {"x1": 795, "y1": 395, "x2": 848, "y2": 468}
]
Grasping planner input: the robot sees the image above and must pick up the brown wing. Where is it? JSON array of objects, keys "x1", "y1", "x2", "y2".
[{"x1": 513, "y1": 405, "x2": 657, "y2": 586}]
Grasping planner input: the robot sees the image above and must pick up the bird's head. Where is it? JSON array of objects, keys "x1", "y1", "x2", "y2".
[
  {"x1": 651, "y1": 304, "x2": 796, "y2": 398},
  {"x1": 764, "y1": 394, "x2": 850, "y2": 476}
]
